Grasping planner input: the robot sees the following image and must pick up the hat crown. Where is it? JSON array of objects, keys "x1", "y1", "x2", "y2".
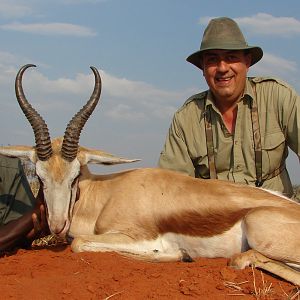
[{"x1": 201, "y1": 17, "x2": 248, "y2": 50}]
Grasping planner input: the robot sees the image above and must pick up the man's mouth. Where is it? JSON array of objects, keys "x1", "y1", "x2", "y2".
[{"x1": 215, "y1": 76, "x2": 233, "y2": 86}]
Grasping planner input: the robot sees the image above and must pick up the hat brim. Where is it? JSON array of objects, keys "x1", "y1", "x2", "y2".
[{"x1": 186, "y1": 46, "x2": 263, "y2": 70}]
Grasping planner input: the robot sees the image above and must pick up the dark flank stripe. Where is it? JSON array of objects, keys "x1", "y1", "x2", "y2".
[{"x1": 156, "y1": 208, "x2": 251, "y2": 237}]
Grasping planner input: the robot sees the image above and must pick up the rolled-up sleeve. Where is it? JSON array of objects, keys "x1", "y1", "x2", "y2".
[{"x1": 282, "y1": 87, "x2": 300, "y2": 159}]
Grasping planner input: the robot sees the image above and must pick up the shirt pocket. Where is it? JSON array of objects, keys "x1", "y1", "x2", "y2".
[{"x1": 262, "y1": 131, "x2": 285, "y2": 175}]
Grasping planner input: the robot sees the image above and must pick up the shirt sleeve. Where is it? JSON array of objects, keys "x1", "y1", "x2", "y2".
[
  {"x1": 0, "y1": 157, "x2": 35, "y2": 226},
  {"x1": 282, "y1": 87, "x2": 300, "y2": 158},
  {"x1": 158, "y1": 113, "x2": 195, "y2": 176}
]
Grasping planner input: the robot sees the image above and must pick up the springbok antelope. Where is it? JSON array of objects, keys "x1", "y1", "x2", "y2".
[{"x1": 0, "y1": 64, "x2": 300, "y2": 285}]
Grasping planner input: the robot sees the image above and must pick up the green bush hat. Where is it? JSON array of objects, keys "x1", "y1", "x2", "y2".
[{"x1": 186, "y1": 17, "x2": 263, "y2": 70}]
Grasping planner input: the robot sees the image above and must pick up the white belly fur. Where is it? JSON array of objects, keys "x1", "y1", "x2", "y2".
[
  {"x1": 75, "y1": 221, "x2": 248, "y2": 260},
  {"x1": 159, "y1": 220, "x2": 247, "y2": 258}
]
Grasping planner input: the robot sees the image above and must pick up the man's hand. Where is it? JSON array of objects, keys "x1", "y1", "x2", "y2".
[
  {"x1": 26, "y1": 204, "x2": 49, "y2": 241},
  {"x1": 0, "y1": 202, "x2": 48, "y2": 251}
]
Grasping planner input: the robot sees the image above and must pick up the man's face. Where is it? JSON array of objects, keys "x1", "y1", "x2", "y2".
[{"x1": 202, "y1": 50, "x2": 251, "y2": 106}]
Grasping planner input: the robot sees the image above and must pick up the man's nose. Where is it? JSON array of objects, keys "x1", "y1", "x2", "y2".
[{"x1": 217, "y1": 59, "x2": 229, "y2": 72}]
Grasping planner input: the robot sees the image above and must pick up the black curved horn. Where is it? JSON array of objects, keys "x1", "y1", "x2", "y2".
[
  {"x1": 15, "y1": 64, "x2": 53, "y2": 161},
  {"x1": 61, "y1": 66, "x2": 101, "y2": 161}
]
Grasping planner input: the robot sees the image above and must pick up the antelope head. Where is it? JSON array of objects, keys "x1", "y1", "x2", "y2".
[{"x1": 0, "y1": 65, "x2": 138, "y2": 237}]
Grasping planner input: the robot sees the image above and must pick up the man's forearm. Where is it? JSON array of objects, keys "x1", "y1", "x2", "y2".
[{"x1": 0, "y1": 210, "x2": 34, "y2": 251}]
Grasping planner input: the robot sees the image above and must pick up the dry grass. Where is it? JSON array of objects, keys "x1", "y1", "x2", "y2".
[
  {"x1": 251, "y1": 266, "x2": 274, "y2": 299},
  {"x1": 224, "y1": 280, "x2": 250, "y2": 296},
  {"x1": 224, "y1": 266, "x2": 300, "y2": 299},
  {"x1": 283, "y1": 286, "x2": 300, "y2": 300},
  {"x1": 31, "y1": 234, "x2": 68, "y2": 248},
  {"x1": 103, "y1": 291, "x2": 123, "y2": 300}
]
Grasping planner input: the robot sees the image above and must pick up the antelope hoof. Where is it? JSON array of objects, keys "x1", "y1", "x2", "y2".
[
  {"x1": 71, "y1": 237, "x2": 86, "y2": 253},
  {"x1": 229, "y1": 250, "x2": 257, "y2": 269},
  {"x1": 180, "y1": 248, "x2": 194, "y2": 262}
]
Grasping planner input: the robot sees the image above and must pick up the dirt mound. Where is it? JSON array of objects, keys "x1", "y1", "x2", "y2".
[{"x1": 0, "y1": 246, "x2": 298, "y2": 299}]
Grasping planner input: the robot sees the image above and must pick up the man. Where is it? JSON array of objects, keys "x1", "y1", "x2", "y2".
[
  {"x1": 0, "y1": 155, "x2": 48, "y2": 252},
  {"x1": 159, "y1": 17, "x2": 300, "y2": 197}
]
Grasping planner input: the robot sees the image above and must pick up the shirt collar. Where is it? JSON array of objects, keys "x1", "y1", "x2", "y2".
[{"x1": 244, "y1": 78, "x2": 255, "y2": 103}]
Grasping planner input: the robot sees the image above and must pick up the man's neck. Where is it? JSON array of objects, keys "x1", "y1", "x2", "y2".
[
  {"x1": 220, "y1": 106, "x2": 238, "y2": 134},
  {"x1": 212, "y1": 93, "x2": 243, "y2": 134}
]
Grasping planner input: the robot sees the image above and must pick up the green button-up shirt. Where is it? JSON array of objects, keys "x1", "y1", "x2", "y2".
[
  {"x1": 0, "y1": 156, "x2": 35, "y2": 225},
  {"x1": 159, "y1": 77, "x2": 300, "y2": 197}
]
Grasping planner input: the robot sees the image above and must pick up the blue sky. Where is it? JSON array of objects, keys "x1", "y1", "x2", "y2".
[{"x1": 0, "y1": 0, "x2": 299, "y2": 183}]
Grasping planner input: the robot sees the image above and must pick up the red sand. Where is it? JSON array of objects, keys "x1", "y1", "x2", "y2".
[{"x1": 0, "y1": 245, "x2": 298, "y2": 299}]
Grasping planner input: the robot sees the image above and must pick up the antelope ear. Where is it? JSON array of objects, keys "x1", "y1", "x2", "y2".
[
  {"x1": 0, "y1": 145, "x2": 37, "y2": 162},
  {"x1": 78, "y1": 147, "x2": 140, "y2": 165}
]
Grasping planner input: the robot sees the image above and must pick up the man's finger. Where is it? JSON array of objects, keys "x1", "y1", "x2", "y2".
[
  {"x1": 39, "y1": 204, "x2": 48, "y2": 231},
  {"x1": 32, "y1": 212, "x2": 41, "y2": 233}
]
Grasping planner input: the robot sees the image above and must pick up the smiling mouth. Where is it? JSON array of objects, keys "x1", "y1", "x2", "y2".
[{"x1": 215, "y1": 76, "x2": 233, "y2": 86}]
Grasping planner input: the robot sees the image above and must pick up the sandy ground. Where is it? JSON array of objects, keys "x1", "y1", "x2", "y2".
[{"x1": 0, "y1": 245, "x2": 299, "y2": 300}]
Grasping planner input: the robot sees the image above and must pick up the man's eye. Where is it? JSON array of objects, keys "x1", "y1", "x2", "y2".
[
  {"x1": 206, "y1": 57, "x2": 218, "y2": 64},
  {"x1": 227, "y1": 55, "x2": 238, "y2": 62}
]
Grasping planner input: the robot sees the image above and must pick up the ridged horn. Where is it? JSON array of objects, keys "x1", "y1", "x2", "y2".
[
  {"x1": 61, "y1": 66, "x2": 101, "y2": 161},
  {"x1": 15, "y1": 64, "x2": 53, "y2": 161}
]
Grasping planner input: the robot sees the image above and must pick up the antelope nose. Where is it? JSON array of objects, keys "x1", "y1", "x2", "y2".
[{"x1": 51, "y1": 221, "x2": 67, "y2": 236}]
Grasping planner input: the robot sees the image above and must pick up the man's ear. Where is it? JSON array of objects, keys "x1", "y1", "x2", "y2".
[{"x1": 245, "y1": 53, "x2": 252, "y2": 68}]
